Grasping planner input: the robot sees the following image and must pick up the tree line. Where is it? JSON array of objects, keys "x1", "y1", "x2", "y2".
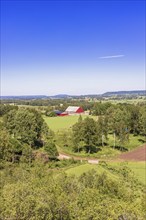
[
  {"x1": 0, "y1": 102, "x2": 145, "y2": 158},
  {"x1": 0, "y1": 107, "x2": 58, "y2": 163},
  {"x1": 57, "y1": 103, "x2": 146, "y2": 154}
]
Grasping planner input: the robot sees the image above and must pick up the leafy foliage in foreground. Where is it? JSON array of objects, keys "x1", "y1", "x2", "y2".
[{"x1": 0, "y1": 162, "x2": 145, "y2": 220}]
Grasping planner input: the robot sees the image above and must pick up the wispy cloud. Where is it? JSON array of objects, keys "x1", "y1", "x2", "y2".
[{"x1": 99, "y1": 54, "x2": 125, "y2": 59}]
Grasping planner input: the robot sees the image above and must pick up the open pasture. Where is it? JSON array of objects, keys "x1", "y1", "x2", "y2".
[
  {"x1": 101, "y1": 97, "x2": 146, "y2": 104},
  {"x1": 108, "y1": 134, "x2": 145, "y2": 151},
  {"x1": 66, "y1": 163, "x2": 105, "y2": 177},
  {"x1": 44, "y1": 115, "x2": 97, "y2": 131}
]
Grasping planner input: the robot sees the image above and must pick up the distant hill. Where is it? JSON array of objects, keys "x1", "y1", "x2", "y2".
[
  {"x1": 1, "y1": 90, "x2": 145, "y2": 100},
  {"x1": 102, "y1": 90, "x2": 146, "y2": 97},
  {"x1": 0, "y1": 95, "x2": 48, "y2": 100},
  {"x1": 49, "y1": 94, "x2": 73, "y2": 99}
]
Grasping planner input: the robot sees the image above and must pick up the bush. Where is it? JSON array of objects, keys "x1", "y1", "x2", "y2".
[
  {"x1": 46, "y1": 111, "x2": 57, "y2": 117},
  {"x1": 44, "y1": 141, "x2": 59, "y2": 159}
]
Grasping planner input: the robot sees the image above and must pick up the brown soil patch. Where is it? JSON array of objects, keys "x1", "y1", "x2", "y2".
[{"x1": 119, "y1": 145, "x2": 146, "y2": 161}]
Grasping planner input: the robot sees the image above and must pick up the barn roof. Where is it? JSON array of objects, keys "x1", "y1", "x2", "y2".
[
  {"x1": 65, "y1": 106, "x2": 80, "y2": 112},
  {"x1": 53, "y1": 110, "x2": 62, "y2": 114}
]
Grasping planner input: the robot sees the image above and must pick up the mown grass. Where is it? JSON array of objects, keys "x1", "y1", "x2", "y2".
[
  {"x1": 66, "y1": 163, "x2": 119, "y2": 181},
  {"x1": 66, "y1": 163, "x2": 107, "y2": 177},
  {"x1": 44, "y1": 115, "x2": 97, "y2": 131},
  {"x1": 66, "y1": 162, "x2": 146, "y2": 185},
  {"x1": 107, "y1": 161, "x2": 146, "y2": 185}
]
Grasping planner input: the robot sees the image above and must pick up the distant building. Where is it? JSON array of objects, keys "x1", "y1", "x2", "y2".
[
  {"x1": 65, "y1": 106, "x2": 84, "y2": 115},
  {"x1": 59, "y1": 112, "x2": 68, "y2": 116},
  {"x1": 53, "y1": 110, "x2": 62, "y2": 116}
]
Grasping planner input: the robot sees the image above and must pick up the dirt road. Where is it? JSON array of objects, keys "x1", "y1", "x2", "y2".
[
  {"x1": 58, "y1": 153, "x2": 99, "y2": 164},
  {"x1": 58, "y1": 144, "x2": 146, "y2": 162}
]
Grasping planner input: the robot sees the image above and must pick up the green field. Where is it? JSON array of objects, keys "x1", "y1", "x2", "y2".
[
  {"x1": 108, "y1": 161, "x2": 146, "y2": 184},
  {"x1": 44, "y1": 115, "x2": 97, "y2": 131},
  {"x1": 108, "y1": 134, "x2": 144, "y2": 150},
  {"x1": 66, "y1": 163, "x2": 99, "y2": 176},
  {"x1": 101, "y1": 97, "x2": 146, "y2": 104},
  {"x1": 66, "y1": 162, "x2": 146, "y2": 184}
]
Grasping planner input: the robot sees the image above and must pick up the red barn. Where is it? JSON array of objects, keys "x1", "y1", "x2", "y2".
[
  {"x1": 59, "y1": 112, "x2": 68, "y2": 116},
  {"x1": 65, "y1": 106, "x2": 84, "y2": 115}
]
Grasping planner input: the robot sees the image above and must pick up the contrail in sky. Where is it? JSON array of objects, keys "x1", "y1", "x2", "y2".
[{"x1": 99, "y1": 54, "x2": 125, "y2": 59}]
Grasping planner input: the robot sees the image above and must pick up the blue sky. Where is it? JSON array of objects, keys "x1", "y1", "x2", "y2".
[{"x1": 1, "y1": 0, "x2": 145, "y2": 95}]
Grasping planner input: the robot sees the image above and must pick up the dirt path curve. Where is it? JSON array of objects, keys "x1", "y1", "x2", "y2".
[
  {"x1": 119, "y1": 144, "x2": 146, "y2": 161},
  {"x1": 58, "y1": 144, "x2": 146, "y2": 163},
  {"x1": 58, "y1": 153, "x2": 99, "y2": 164},
  {"x1": 58, "y1": 154, "x2": 71, "y2": 160}
]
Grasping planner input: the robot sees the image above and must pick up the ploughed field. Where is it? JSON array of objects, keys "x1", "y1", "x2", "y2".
[{"x1": 119, "y1": 145, "x2": 146, "y2": 161}]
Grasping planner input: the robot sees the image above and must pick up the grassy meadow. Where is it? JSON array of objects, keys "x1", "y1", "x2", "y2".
[
  {"x1": 107, "y1": 134, "x2": 144, "y2": 150},
  {"x1": 44, "y1": 115, "x2": 97, "y2": 131},
  {"x1": 66, "y1": 162, "x2": 146, "y2": 185},
  {"x1": 108, "y1": 161, "x2": 146, "y2": 185},
  {"x1": 101, "y1": 97, "x2": 146, "y2": 104},
  {"x1": 66, "y1": 163, "x2": 104, "y2": 176}
]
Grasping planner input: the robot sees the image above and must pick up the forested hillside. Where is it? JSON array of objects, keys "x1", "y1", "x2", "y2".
[{"x1": 0, "y1": 103, "x2": 145, "y2": 219}]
